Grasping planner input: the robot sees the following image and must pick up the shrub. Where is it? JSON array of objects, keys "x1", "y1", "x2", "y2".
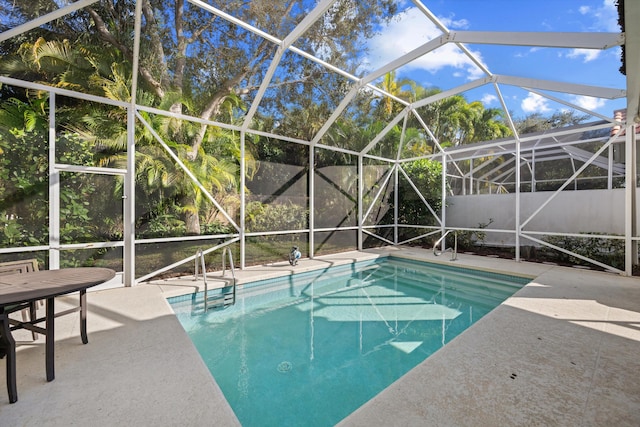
[{"x1": 542, "y1": 233, "x2": 624, "y2": 269}]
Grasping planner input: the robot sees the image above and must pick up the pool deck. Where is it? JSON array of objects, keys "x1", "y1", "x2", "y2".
[{"x1": 1, "y1": 247, "x2": 640, "y2": 425}]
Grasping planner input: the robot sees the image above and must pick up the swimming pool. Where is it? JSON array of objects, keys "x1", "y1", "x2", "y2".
[{"x1": 169, "y1": 257, "x2": 530, "y2": 426}]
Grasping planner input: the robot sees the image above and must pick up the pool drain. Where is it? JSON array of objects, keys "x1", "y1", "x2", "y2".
[{"x1": 277, "y1": 361, "x2": 292, "y2": 373}]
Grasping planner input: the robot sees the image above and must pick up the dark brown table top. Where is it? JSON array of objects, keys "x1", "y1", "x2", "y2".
[{"x1": 0, "y1": 267, "x2": 116, "y2": 306}]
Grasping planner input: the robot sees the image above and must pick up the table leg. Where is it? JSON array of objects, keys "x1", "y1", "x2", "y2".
[
  {"x1": 29, "y1": 301, "x2": 37, "y2": 340},
  {"x1": 1, "y1": 309, "x2": 18, "y2": 403},
  {"x1": 46, "y1": 297, "x2": 55, "y2": 382},
  {"x1": 80, "y1": 289, "x2": 88, "y2": 344}
]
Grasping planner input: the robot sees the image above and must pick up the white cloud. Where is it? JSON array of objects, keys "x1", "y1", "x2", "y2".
[
  {"x1": 481, "y1": 93, "x2": 497, "y2": 105},
  {"x1": 579, "y1": 0, "x2": 619, "y2": 32},
  {"x1": 578, "y1": 6, "x2": 591, "y2": 14},
  {"x1": 521, "y1": 93, "x2": 551, "y2": 113},
  {"x1": 364, "y1": 7, "x2": 486, "y2": 80},
  {"x1": 444, "y1": 17, "x2": 470, "y2": 30},
  {"x1": 566, "y1": 48, "x2": 601, "y2": 62},
  {"x1": 570, "y1": 95, "x2": 606, "y2": 111}
]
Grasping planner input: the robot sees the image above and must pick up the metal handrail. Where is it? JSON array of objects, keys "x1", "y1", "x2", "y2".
[
  {"x1": 194, "y1": 247, "x2": 236, "y2": 312},
  {"x1": 221, "y1": 247, "x2": 237, "y2": 306},
  {"x1": 194, "y1": 248, "x2": 209, "y2": 310},
  {"x1": 433, "y1": 230, "x2": 458, "y2": 261}
]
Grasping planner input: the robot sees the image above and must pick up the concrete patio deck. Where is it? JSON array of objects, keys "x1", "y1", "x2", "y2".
[{"x1": 1, "y1": 247, "x2": 639, "y2": 426}]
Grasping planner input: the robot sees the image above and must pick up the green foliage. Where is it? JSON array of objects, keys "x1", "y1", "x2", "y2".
[
  {"x1": 393, "y1": 159, "x2": 443, "y2": 226},
  {"x1": 147, "y1": 214, "x2": 187, "y2": 237},
  {"x1": 201, "y1": 221, "x2": 234, "y2": 235},
  {"x1": 2, "y1": 0, "x2": 583, "y2": 271},
  {"x1": 455, "y1": 218, "x2": 494, "y2": 250},
  {"x1": 514, "y1": 111, "x2": 589, "y2": 135},
  {"x1": 0, "y1": 97, "x2": 50, "y2": 247},
  {"x1": 0, "y1": 96, "x2": 110, "y2": 249},
  {"x1": 245, "y1": 201, "x2": 307, "y2": 234},
  {"x1": 542, "y1": 233, "x2": 624, "y2": 269}
]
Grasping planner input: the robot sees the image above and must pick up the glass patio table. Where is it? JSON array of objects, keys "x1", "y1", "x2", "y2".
[{"x1": 0, "y1": 267, "x2": 116, "y2": 403}]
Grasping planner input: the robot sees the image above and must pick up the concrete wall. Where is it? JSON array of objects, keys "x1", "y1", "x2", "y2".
[{"x1": 446, "y1": 189, "x2": 630, "y2": 246}]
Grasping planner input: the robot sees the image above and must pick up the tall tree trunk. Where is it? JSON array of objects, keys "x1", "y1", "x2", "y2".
[
  {"x1": 185, "y1": 210, "x2": 201, "y2": 235},
  {"x1": 184, "y1": 194, "x2": 201, "y2": 234}
]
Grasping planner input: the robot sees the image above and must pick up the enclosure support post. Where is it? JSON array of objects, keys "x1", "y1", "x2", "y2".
[
  {"x1": 468, "y1": 159, "x2": 473, "y2": 195},
  {"x1": 515, "y1": 137, "x2": 521, "y2": 262},
  {"x1": 309, "y1": 146, "x2": 315, "y2": 259},
  {"x1": 123, "y1": 107, "x2": 136, "y2": 287},
  {"x1": 608, "y1": 144, "x2": 614, "y2": 190},
  {"x1": 625, "y1": 125, "x2": 638, "y2": 276},
  {"x1": 357, "y1": 155, "x2": 363, "y2": 251},
  {"x1": 123, "y1": 0, "x2": 143, "y2": 286},
  {"x1": 240, "y1": 131, "x2": 246, "y2": 269},
  {"x1": 441, "y1": 156, "x2": 447, "y2": 251},
  {"x1": 48, "y1": 92, "x2": 60, "y2": 269},
  {"x1": 531, "y1": 149, "x2": 536, "y2": 192},
  {"x1": 394, "y1": 163, "x2": 398, "y2": 245}
]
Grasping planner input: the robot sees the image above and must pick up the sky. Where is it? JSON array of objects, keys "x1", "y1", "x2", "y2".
[{"x1": 362, "y1": 0, "x2": 626, "y2": 120}]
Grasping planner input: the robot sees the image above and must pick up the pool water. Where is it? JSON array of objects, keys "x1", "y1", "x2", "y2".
[{"x1": 169, "y1": 257, "x2": 529, "y2": 427}]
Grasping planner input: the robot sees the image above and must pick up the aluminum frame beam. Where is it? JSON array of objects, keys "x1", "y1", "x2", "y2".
[
  {"x1": 495, "y1": 75, "x2": 625, "y2": 99},
  {"x1": 0, "y1": 0, "x2": 99, "y2": 43},
  {"x1": 448, "y1": 30, "x2": 623, "y2": 49}
]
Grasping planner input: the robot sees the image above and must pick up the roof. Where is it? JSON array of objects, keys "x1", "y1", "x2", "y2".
[{"x1": 0, "y1": 1, "x2": 637, "y2": 163}]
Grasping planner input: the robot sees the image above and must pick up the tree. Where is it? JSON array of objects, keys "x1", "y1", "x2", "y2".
[
  {"x1": 1, "y1": 0, "x2": 398, "y2": 234},
  {"x1": 459, "y1": 102, "x2": 512, "y2": 144},
  {"x1": 78, "y1": 0, "x2": 397, "y2": 155},
  {"x1": 383, "y1": 158, "x2": 443, "y2": 227},
  {"x1": 0, "y1": 96, "x2": 105, "y2": 249},
  {"x1": 514, "y1": 110, "x2": 589, "y2": 135},
  {"x1": 374, "y1": 71, "x2": 414, "y2": 119}
]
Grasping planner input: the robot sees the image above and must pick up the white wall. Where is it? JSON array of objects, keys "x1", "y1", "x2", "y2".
[{"x1": 446, "y1": 189, "x2": 630, "y2": 246}]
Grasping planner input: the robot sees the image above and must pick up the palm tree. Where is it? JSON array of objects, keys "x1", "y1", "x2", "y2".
[
  {"x1": 2, "y1": 36, "x2": 255, "y2": 235},
  {"x1": 376, "y1": 71, "x2": 414, "y2": 119}
]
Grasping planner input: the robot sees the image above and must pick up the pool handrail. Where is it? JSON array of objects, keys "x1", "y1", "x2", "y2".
[
  {"x1": 433, "y1": 230, "x2": 458, "y2": 261},
  {"x1": 221, "y1": 246, "x2": 237, "y2": 307},
  {"x1": 194, "y1": 248, "x2": 236, "y2": 311}
]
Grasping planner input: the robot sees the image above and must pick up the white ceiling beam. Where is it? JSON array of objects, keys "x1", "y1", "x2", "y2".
[
  {"x1": 449, "y1": 31, "x2": 624, "y2": 49},
  {"x1": 191, "y1": 0, "x2": 361, "y2": 86},
  {"x1": 443, "y1": 121, "x2": 614, "y2": 161},
  {"x1": 282, "y1": 0, "x2": 336, "y2": 48},
  {"x1": 240, "y1": 45, "x2": 286, "y2": 131},
  {"x1": 456, "y1": 42, "x2": 493, "y2": 77},
  {"x1": 525, "y1": 87, "x2": 616, "y2": 123},
  {"x1": 412, "y1": 2, "x2": 493, "y2": 79},
  {"x1": 288, "y1": 45, "x2": 358, "y2": 82},
  {"x1": 188, "y1": 0, "x2": 280, "y2": 44},
  {"x1": 361, "y1": 111, "x2": 407, "y2": 155},
  {"x1": 0, "y1": 0, "x2": 99, "y2": 43},
  {"x1": 0, "y1": 76, "x2": 128, "y2": 108},
  {"x1": 412, "y1": 77, "x2": 492, "y2": 109},
  {"x1": 475, "y1": 157, "x2": 516, "y2": 181},
  {"x1": 311, "y1": 85, "x2": 360, "y2": 145},
  {"x1": 312, "y1": 83, "x2": 411, "y2": 146},
  {"x1": 360, "y1": 36, "x2": 447, "y2": 86},
  {"x1": 495, "y1": 74, "x2": 625, "y2": 99},
  {"x1": 411, "y1": 0, "x2": 449, "y2": 33},
  {"x1": 242, "y1": 0, "x2": 336, "y2": 131}
]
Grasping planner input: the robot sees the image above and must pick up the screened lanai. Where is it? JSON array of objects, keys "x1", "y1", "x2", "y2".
[{"x1": 0, "y1": 0, "x2": 639, "y2": 285}]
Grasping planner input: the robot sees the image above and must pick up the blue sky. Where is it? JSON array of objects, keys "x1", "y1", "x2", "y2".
[{"x1": 363, "y1": 0, "x2": 626, "y2": 119}]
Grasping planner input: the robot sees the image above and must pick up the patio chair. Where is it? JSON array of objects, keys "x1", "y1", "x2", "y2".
[{"x1": 0, "y1": 259, "x2": 41, "y2": 339}]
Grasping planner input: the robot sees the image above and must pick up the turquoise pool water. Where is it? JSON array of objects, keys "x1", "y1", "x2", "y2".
[{"x1": 169, "y1": 257, "x2": 529, "y2": 427}]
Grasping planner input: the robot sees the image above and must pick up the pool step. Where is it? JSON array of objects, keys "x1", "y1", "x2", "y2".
[
  {"x1": 205, "y1": 288, "x2": 236, "y2": 309},
  {"x1": 360, "y1": 267, "x2": 521, "y2": 308},
  {"x1": 192, "y1": 286, "x2": 235, "y2": 313},
  {"x1": 194, "y1": 247, "x2": 237, "y2": 312}
]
